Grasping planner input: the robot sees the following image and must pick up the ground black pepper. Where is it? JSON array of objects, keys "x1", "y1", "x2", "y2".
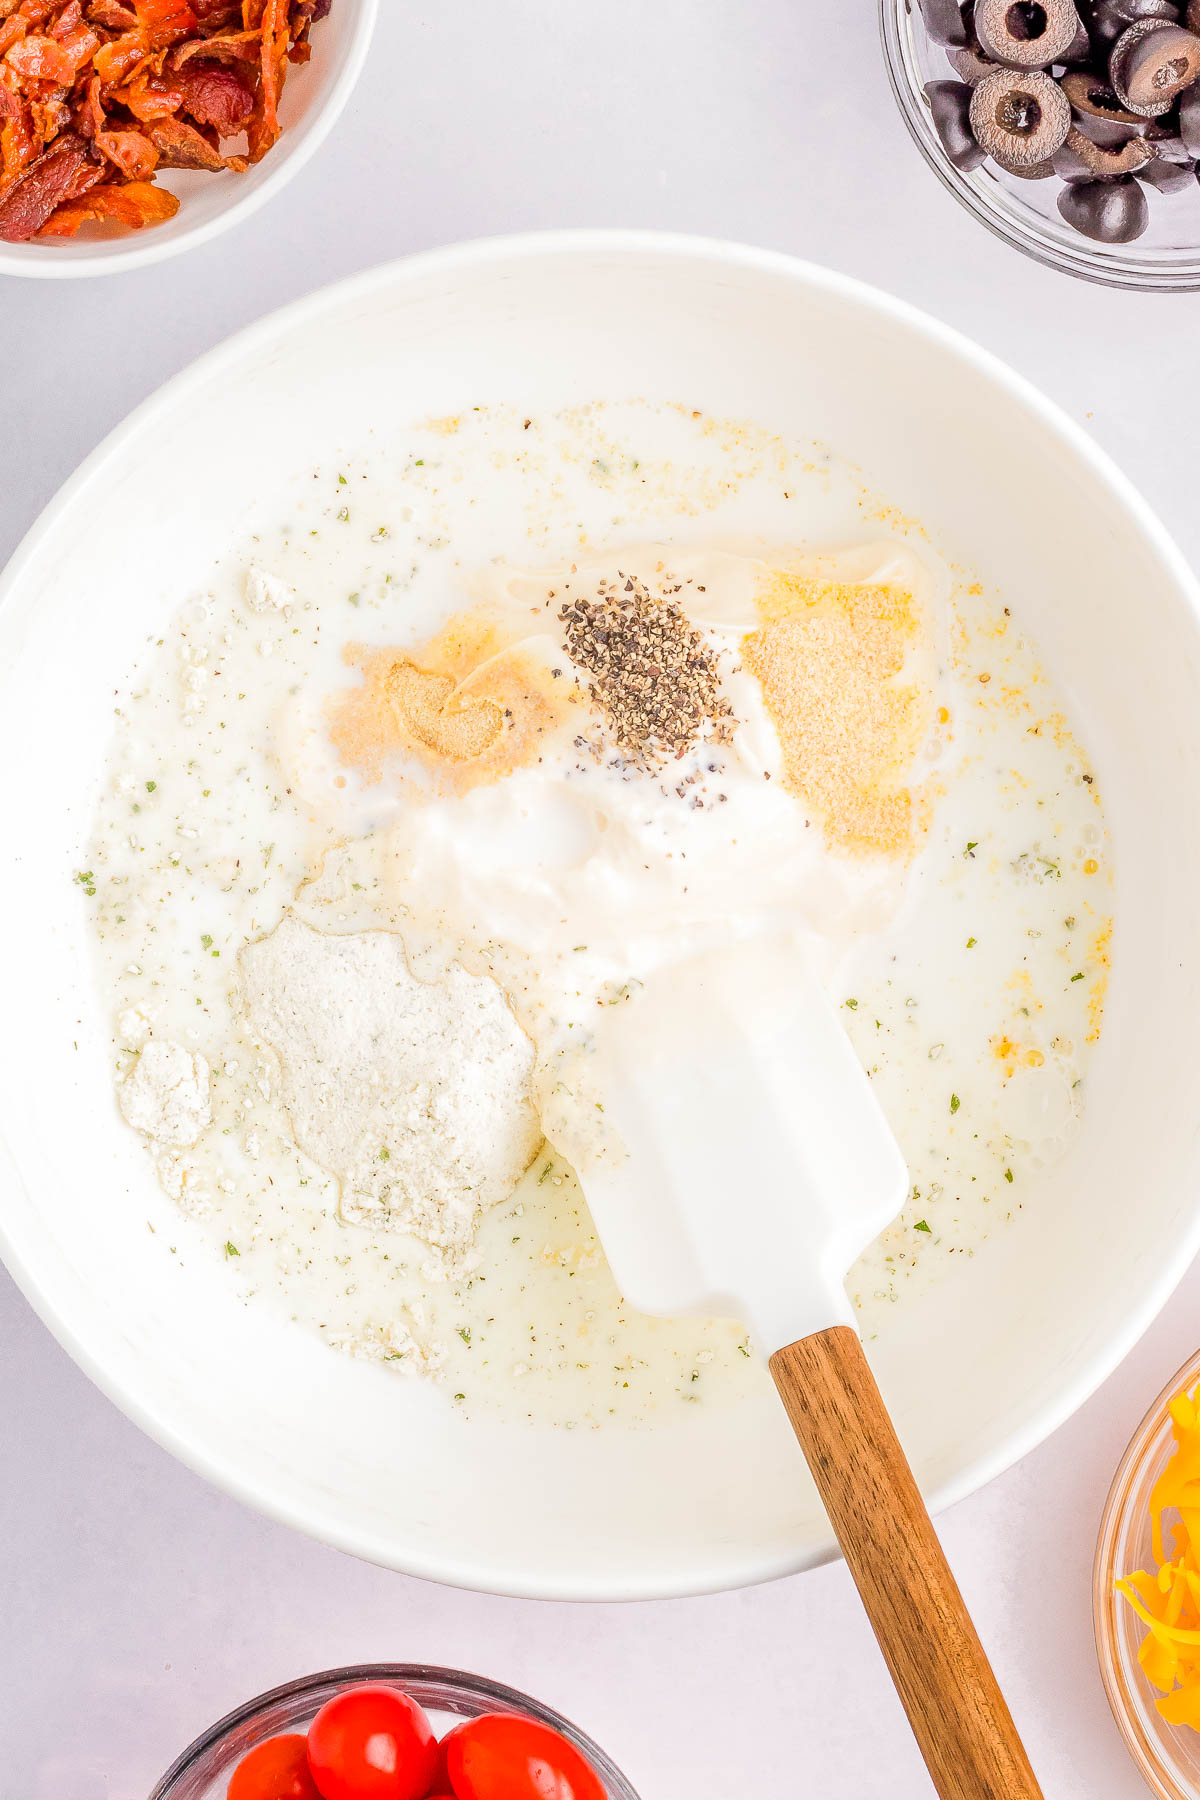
[{"x1": 558, "y1": 574, "x2": 735, "y2": 766}]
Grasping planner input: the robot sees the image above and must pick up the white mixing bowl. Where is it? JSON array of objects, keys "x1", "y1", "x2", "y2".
[{"x1": 2, "y1": 233, "x2": 1199, "y2": 1601}]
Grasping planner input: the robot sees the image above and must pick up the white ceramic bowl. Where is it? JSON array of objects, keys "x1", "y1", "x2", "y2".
[
  {"x1": 0, "y1": 0, "x2": 376, "y2": 279},
  {"x1": 3, "y1": 232, "x2": 1200, "y2": 1601}
]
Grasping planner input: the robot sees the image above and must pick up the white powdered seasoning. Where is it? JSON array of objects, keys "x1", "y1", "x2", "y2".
[{"x1": 239, "y1": 918, "x2": 541, "y2": 1275}]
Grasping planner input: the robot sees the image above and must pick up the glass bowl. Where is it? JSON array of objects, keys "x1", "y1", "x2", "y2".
[
  {"x1": 1095, "y1": 1347, "x2": 1200, "y2": 1799},
  {"x1": 879, "y1": 0, "x2": 1200, "y2": 289},
  {"x1": 148, "y1": 1664, "x2": 642, "y2": 1800}
]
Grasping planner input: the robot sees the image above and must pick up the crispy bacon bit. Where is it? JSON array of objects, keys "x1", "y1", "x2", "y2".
[
  {"x1": 6, "y1": 31, "x2": 77, "y2": 82},
  {"x1": 171, "y1": 26, "x2": 257, "y2": 62},
  {"x1": 30, "y1": 89, "x2": 72, "y2": 142},
  {"x1": 38, "y1": 172, "x2": 177, "y2": 231},
  {"x1": 174, "y1": 56, "x2": 251, "y2": 130},
  {"x1": 119, "y1": 68, "x2": 184, "y2": 117},
  {"x1": 245, "y1": 0, "x2": 284, "y2": 160},
  {"x1": 1, "y1": 0, "x2": 329, "y2": 242},
  {"x1": 0, "y1": 126, "x2": 92, "y2": 238},
  {"x1": 85, "y1": 0, "x2": 138, "y2": 26},
  {"x1": 96, "y1": 123, "x2": 157, "y2": 174},
  {"x1": 147, "y1": 110, "x2": 224, "y2": 165},
  {"x1": 133, "y1": 0, "x2": 197, "y2": 35},
  {"x1": 0, "y1": 2, "x2": 52, "y2": 60},
  {"x1": 0, "y1": 97, "x2": 36, "y2": 187}
]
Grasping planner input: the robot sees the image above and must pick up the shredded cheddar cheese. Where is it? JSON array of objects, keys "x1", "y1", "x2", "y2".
[{"x1": 1116, "y1": 1385, "x2": 1200, "y2": 1728}]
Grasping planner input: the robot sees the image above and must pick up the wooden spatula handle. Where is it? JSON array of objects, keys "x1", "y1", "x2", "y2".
[{"x1": 769, "y1": 1326, "x2": 1043, "y2": 1800}]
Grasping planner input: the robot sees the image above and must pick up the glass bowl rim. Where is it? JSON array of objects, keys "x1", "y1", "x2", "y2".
[
  {"x1": 148, "y1": 1662, "x2": 642, "y2": 1800},
  {"x1": 878, "y1": 0, "x2": 1200, "y2": 292},
  {"x1": 1093, "y1": 1345, "x2": 1200, "y2": 1800}
]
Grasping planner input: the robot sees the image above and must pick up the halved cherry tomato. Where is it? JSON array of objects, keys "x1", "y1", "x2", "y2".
[
  {"x1": 227, "y1": 1734, "x2": 322, "y2": 1800},
  {"x1": 306, "y1": 1684, "x2": 438, "y2": 1800},
  {"x1": 442, "y1": 1714, "x2": 606, "y2": 1800}
]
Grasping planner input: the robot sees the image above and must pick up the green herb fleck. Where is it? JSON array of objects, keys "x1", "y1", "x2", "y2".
[
  {"x1": 966, "y1": 936, "x2": 977, "y2": 949},
  {"x1": 200, "y1": 934, "x2": 213, "y2": 950},
  {"x1": 914, "y1": 1219, "x2": 932, "y2": 1234},
  {"x1": 348, "y1": 592, "x2": 360, "y2": 607},
  {"x1": 950, "y1": 1093, "x2": 961, "y2": 1114},
  {"x1": 337, "y1": 507, "x2": 350, "y2": 523},
  {"x1": 1070, "y1": 971, "x2": 1084, "y2": 982},
  {"x1": 379, "y1": 1146, "x2": 391, "y2": 1162},
  {"x1": 145, "y1": 780, "x2": 157, "y2": 793},
  {"x1": 338, "y1": 474, "x2": 347, "y2": 485},
  {"x1": 537, "y1": 1160, "x2": 554, "y2": 1185},
  {"x1": 1004, "y1": 1168, "x2": 1014, "y2": 1184},
  {"x1": 223, "y1": 1241, "x2": 240, "y2": 1258},
  {"x1": 457, "y1": 1327, "x2": 471, "y2": 1345},
  {"x1": 74, "y1": 870, "x2": 97, "y2": 896},
  {"x1": 964, "y1": 841, "x2": 978, "y2": 857},
  {"x1": 844, "y1": 997, "x2": 858, "y2": 1011}
]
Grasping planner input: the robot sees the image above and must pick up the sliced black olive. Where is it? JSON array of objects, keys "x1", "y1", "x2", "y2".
[
  {"x1": 1056, "y1": 171, "x2": 1151, "y2": 231},
  {"x1": 1110, "y1": 18, "x2": 1200, "y2": 114},
  {"x1": 1060, "y1": 17, "x2": 1094, "y2": 58},
  {"x1": 1137, "y1": 144, "x2": 1198, "y2": 178},
  {"x1": 1061, "y1": 68, "x2": 1148, "y2": 125},
  {"x1": 925, "y1": 79, "x2": 989, "y2": 165},
  {"x1": 950, "y1": 38, "x2": 1001, "y2": 77},
  {"x1": 1180, "y1": 80, "x2": 1200, "y2": 150},
  {"x1": 974, "y1": 0, "x2": 1085, "y2": 65},
  {"x1": 969, "y1": 66, "x2": 1073, "y2": 160},
  {"x1": 1087, "y1": 0, "x2": 1179, "y2": 55},
  {"x1": 1154, "y1": 127, "x2": 1197, "y2": 156},
  {"x1": 920, "y1": 0, "x2": 971, "y2": 45},
  {"x1": 1052, "y1": 120, "x2": 1156, "y2": 169}
]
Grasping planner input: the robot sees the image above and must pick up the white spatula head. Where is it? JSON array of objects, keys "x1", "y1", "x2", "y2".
[{"x1": 573, "y1": 937, "x2": 909, "y2": 1358}]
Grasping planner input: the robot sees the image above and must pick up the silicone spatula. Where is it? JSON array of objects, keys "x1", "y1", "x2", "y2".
[{"x1": 574, "y1": 937, "x2": 1044, "y2": 1800}]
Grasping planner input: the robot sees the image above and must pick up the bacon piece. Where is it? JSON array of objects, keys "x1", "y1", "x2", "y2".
[
  {"x1": 117, "y1": 65, "x2": 182, "y2": 114},
  {"x1": 246, "y1": 0, "x2": 285, "y2": 162},
  {"x1": 0, "y1": 94, "x2": 35, "y2": 186},
  {"x1": 29, "y1": 87, "x2": 70, "y2": 141},
  {"x1": 93, "y1": 29, "x2": 149, "y2": 79},
  {"x1": 0, "y1": 1, "x2": 51, "y2": 57},
  {"x1": 85, "y1": 0, "x2": 138, "y2": 24},
  {"x1": 133, "y1": 0, "x2": 197, "y2": 31},
  {"x1": 171, "y1": 25, "x2": 257, "y2": 61},
  {"x1": 76, "y1": 68, "x2": 104, "y2": 132},
  {"x1": 0, "y1": 125, "x2": 91, "y2": 237},
  {"x1": 175, "y1": 55, "x2": 250, "y2": 130},
  {"x1": 38, "y1": 173, "x2": 177, "y2": 231},
  {"x1": 96, "y1": 122, "x2": 157, "y2": 173},
  {"x1": 5, "y1": 31, "x2": 78, "y2": 81},
  {"x1": 51, "y1": 17, "x2": 100, "y2": 69},
  {"x1": 49, "y1": 0, "x2": 84, "y2": 32},
  {"x1": 147, "y1": 109, "x2": 223, "y2": 165}
]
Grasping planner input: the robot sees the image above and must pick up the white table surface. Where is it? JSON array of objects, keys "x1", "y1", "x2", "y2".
[{"x1": 5, "y1": 4, "x2": 1200, "y2": 1796}]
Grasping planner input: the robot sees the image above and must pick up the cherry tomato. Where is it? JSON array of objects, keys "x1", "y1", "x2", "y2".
[
  {"x1": 227, "y1": 1735, "x2": 322, "y2": 1800},
  {"x1": 306, "y1": 1685, "x2": 438, "y2": 1800},
  {"x1": 442, "y1": 1714, "x2": 606, "y2": 1800}
]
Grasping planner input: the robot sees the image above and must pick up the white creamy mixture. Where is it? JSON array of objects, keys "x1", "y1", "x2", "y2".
[{"x1": 83, "y1": 401, "x2": 1111, "y2": 1426}]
